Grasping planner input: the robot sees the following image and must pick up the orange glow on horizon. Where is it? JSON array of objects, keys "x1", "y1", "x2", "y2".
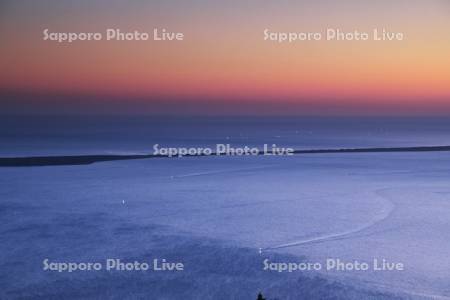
[{"x1": 1, "y1": 0, "x2": 450, "y2": 114}]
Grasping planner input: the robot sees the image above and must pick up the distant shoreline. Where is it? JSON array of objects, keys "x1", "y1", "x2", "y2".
[{"x1": 1, "y1": 145, "x2": 450, "y2": 167}]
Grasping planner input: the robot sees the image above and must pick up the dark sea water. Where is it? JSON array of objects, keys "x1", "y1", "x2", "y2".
[{"x1": 1, "y1": 116, "x2": 449, "y2": 156}]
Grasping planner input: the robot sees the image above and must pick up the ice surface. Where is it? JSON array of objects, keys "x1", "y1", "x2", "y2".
[
  {"x1": 1, "y1": 152, "x2": 450, "y2": 299},
  {"x1": 1, "y1": 116, "x2": 450, "y2": 299}
]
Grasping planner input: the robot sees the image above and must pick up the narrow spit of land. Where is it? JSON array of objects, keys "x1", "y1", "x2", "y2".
[{"x1": 1, "y1": 145, "x2": 450, "y2": 167}]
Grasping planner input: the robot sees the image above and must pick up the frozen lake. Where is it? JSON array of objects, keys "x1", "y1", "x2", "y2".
[
  {"x1": 1, "y1": 117, "x2": 450, "y2": 299},
  {"x1": 2, "y1": 152, "x2": 450, "y2": 299}
]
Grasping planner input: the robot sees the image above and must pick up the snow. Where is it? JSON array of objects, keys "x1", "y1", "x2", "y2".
[{"x1": 1, "y1": 152, "x2": 450, "y2": 299}]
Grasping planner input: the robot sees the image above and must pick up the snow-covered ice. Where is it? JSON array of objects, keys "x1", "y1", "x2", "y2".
[
  {"x1": 1, "y1": 116, "x2": 450, "y2": 299},
  {"x1": 1, "y1": 152, "x2": 450, "y2": 299}
]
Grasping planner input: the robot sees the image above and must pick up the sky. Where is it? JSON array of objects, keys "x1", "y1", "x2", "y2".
[{"x1": 1, "y1": 0, "x2": 450, "y2": 115}]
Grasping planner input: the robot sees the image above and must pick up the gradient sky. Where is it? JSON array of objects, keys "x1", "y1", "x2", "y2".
[{"x1": 1, "y1": 0, "x2": 450, "y2": 115}]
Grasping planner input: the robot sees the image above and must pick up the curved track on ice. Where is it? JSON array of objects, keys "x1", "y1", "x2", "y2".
[{"x1": 262, "y1": 189, "x2": 396, "y2": 251}]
